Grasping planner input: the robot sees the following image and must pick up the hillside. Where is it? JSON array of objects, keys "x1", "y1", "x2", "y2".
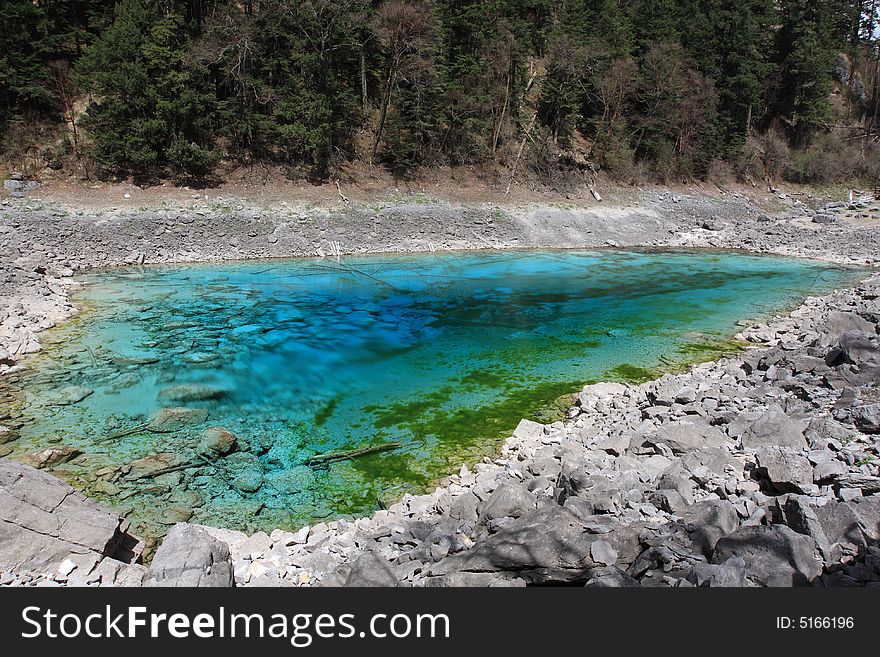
[{"x1": 4, "y1": 0, "x2": 880, "y2": 193}]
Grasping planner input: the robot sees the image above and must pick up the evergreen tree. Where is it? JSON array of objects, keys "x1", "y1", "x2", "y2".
[
  {"x1": 775, "y1": 0, "x2": 837, "y2": 146},
  {"x1": 76, "y1": 0, "x2": 218, "y2": 179},
  {"x1": 0, "y1": 1, "x2": 55, "y2": 131}
]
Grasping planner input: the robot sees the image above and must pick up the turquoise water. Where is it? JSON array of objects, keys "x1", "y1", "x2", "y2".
[{"x1": 1, "y1": 249, "x2": 859, "y2": 539}]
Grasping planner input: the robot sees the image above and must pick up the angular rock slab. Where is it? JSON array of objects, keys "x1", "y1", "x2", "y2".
[
  {"x1": 429, "y1": 506, "x2": 603, "y2": 584},
  {"x1": 713, "y1": 525, "x2": 822, "y2": 587},
  {"x1": 0, "y1": 460, "x2": 139, "y2": 573},
  {"x1": 145, "y1": 523, "x2": 234, "y2": 587},
  {"x1": 741, "y1": 405, "x2": 808, "y2": 450}
]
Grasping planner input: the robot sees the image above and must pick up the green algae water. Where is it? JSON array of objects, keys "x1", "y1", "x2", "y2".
[{"x1": 0, "y1": 250, "x2": 859, "y2": 540}]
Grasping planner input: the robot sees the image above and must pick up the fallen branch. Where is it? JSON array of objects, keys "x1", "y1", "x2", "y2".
[
  {"x1": 305, "y1": 442, "x2": 403, "y2": 467},
  {"x1": 105, "y1": 421, "x2": 150, "y2": 441},
  {"x1": 128, "y1": 460, "x2": 202, "y2": 479},
  {"x1": 335, "y1": 180, "x2": 350, "y2": 203},
  {"x1": 505, "y1": 112, "x2": 537, "y2": 194}
]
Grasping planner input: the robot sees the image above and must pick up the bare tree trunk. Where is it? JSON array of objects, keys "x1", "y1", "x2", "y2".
[
  {"x1": 492, "y1": 69, "x2": 511, "y2": 156},
  {"x1": 360, "y1": 45, "x2": 368, "y2": 113},
  {"x1": 371, "y1": 66, "x2": 396, "y2": 164},
  {"x1": 505, "y1": 111, "x2": 537, "y2": 194}
]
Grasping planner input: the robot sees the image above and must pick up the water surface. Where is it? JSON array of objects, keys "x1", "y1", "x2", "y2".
[{"x1": 0, "y1": 249, "x2": 858, "y2": 539}]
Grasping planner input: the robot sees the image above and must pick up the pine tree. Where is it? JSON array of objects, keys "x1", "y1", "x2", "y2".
[
  {"x1": 0, "y1": 1, "x2": 55, "y2": 132},
  {"x1": 775, "y1": 0, "x2": 837, "y2": 146},
  {"x1": 76, "y1": 0, "x2": 218, "y2": 179}
]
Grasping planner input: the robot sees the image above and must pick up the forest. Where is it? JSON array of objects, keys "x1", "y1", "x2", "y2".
[{"x1": 3, "y1": 0, "x2": 880, "y2": 186}]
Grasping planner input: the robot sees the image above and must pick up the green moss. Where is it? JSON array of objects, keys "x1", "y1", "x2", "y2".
[
  {"x1": 313, "y1": 397, "x2": 339, "y2": 426},
  {"x1": 605, "y1": 363, "x2": 658, "y2": 382}
]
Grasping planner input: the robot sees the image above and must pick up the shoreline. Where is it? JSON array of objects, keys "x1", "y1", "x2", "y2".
[{"x1": 2, "y1": 187, "x2": 880, "y2": 587}]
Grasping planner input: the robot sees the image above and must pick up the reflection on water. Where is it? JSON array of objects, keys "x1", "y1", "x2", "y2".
[{"x1": 0, "y1": 250, "x2": 859, "y2": 540}]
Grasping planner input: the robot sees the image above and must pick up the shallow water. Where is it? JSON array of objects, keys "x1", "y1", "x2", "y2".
[{"x1": 1, "y1": 249, "x2": 860, "y2": 538}]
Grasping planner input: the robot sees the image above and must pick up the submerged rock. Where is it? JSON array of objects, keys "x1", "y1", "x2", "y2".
[
  {"x1": 225, "y1": 452, "x2": 264, "y2": 493},
  {"x1": 43, "y1": 385, "x2": 93, "y2": 406},
  {"x1": 197, "y1": 427, "x2": 239, "y2": 456},
  {"x1": 157, "y1": 384, "x2": 226, "y2": 402},
  {"x1": 24, "y1": 446, "x2": 81, "y2": 469},
  {"x1": 146, "y1": 407, "x2": 210, "y2": 432}
]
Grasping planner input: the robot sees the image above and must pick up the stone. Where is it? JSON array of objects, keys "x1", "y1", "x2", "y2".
[
  {"x1": 342, "y1": 552, "x2": 398, "y2": 587},
  {"x1": 25, "y1": 446, "x2": 81, "y2": 469},
  {"x1": 685, "y1": 557, "x2": 749, "y2": 587},
  {"x1": 741, "y1": 405, "x2": 808, "y2": 450},
  {"x1": 596, "y1": 433, "x2": 630, "y2": 456},
  {"x1": 837, "y1": 330, "x2": 880, "y2": 365},
  {"x1": 197, "y1": 427, "x2": 238, "y2": 456},
  {"x1": 226, "y1": 452, "x2": 264, "y2": 493},
  {"x1": 755, "y1": 447, "x2": 813, "y2": 494},
  {"x1": 852, "y1": 403, "x2": 880, "y2": 433},
  {"x1": 649, "y1": 489, "x2": 689, "y2": 514},
  {"x1": 512, "y1": 419, "x2": 544, "y2": 442},
  {"x1": 712, "y1": 525, "x2": 822, "y2": 586},
  {"x1": 145, "y1": 523, "x2": 234, "y2": 587},
  {"x1": 583, "y1": 566, "x2": 640, "y2": 587},
  {"x1": 590, "y1": 539, "x2": 618, "y2": 566},
  {"x1": 680, "y1": 500, "x2": 740, "y2": 556},
  {"x1": 157, "y1": 384, "x2": 226, "y2": 402},
  {"x1": 647, "y1": 418, "x2": 727, "y2": 454},
  {"x1": 852, "y1": 497, "x2": 880, "y2": 541},
  {"x1": 448, "y1": 492, "x2": 480, "y2": 523},
  {"x1": 0, "y1": 461, "x2": 139, "y2": 573},
  {"x1": 128, "y1": 453, "x2": 178, "y2": 478},
  {"x1": 681, "y1": 448, "x2": 743, "y2": 480},
  {"x1": 479, "y1": 482, "x2": 536, "y2": 521},
  {"x1": 43, "y1": 386, "x2": 93, "y2": 406},
  {"x1": 813, "y1": 459, "x2": 848, "y2": 482},
  {"x1": 820, "y1": 311, "x2": 876, "y2": 342},
  {"x1": 147, "y1": 407, "x2": 209, "y2": 432},
  {"x1": 429, "y1": 506, "x2": 598, "y2": 584},
  {"x1": 832, "y1": 473, "x2": 880, "y2": 495},
  {"x1": 779, "y1": 496, "x2": 833, "y2": 563}
]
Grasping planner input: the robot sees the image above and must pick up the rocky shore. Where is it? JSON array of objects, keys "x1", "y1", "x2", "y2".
[{"x1": 1, "y1": 187, "x2": 879, "y2": 587}]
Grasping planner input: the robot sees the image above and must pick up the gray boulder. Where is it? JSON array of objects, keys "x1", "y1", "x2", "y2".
[
  {"x1": 817, "y1": 311, "x2": 875, "y2": 346},
  {"x1": 429, "y1": 506, "x2": 598, "y2": 583},
  {"x1": 837, "y1": 330, "x2": 880, "y2": 365},
  {"x1": 712, "y1": 525, "x2": 822, "y2": 586},
  {"x1": 145, "y1": 523, "x2": 234, "y2": 587},
  {"x1": 852, "y1": 403, "x2": 880, "y2": 433},
  {"x1": 680, "y1": 500, "x2": 740, "y2": 556},
  {"x1": 584, "y1": 566, "x2": 640, "y2": 587},
  {"x1": 647, "y1": 418, "x2": 727, "y2": 454},
  {"x1": 479, "y1": 482, "x2": 536, "y2": 521},
  {"x1": 343, "y1": 551, "x2": 399, "y2": 587},
  {"x1": 741, "y1": 405, "x2": 808, "y2": 450},
  {"x1": 755, "y1": 447, "x2": 813, "y2": 494},
  {"x1": 685, "y1": 557, "x2": 749, "y2": 587},
  {"x1": 0, "y1": 460, "x2": 141, "y2": 573}
]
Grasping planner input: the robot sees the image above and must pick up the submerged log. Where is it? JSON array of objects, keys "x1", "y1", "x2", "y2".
[{"x1": 305, "y1": 442, "x2": 403, "y2": 467}]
